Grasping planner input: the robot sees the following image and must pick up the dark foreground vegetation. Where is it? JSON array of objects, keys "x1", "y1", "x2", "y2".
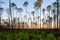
[{"x1": 0, "y1": 29, "x2": 60, "y2": 40}]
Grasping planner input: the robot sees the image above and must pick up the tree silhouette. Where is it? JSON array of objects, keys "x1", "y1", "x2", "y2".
[
  {"x1": 23, "y1": 1, "x2": 29, "y2": 23},
  {"x1": 51, "y1": 10, "x2": 56, "y2": 28},
  {"x1": 11, "y1": 3, "x2": 16, "y2": 29},
  {"x1": 34, "y1": 0, "x2": 43, "y2": 29},
  {"x1": 16, "y1": 7, "x2": 23, "y2": 28},
  {"x1": 52, "y1": 2, "x2": 57, "y2": 10},
  {"x1": 31, "y1": 11, "x2": 35, "y2": 23},
  {"x1": 42, "y1": 8, "x2": 45, "y2": 28},
  {"x1": 6, "y1": 8, "x2": 11, "y2": 27},
  {"x1": 0, "y1": 6, "x2": 4, "y2": 26},
  {"x1": 11, "y1": 3, "x2": 16, "y2": 18},
  {"x1": 52, "y1": 2, "x2": 57, "y2": 28},
  {"x1": 47, "y1": 5, "x2": 52, "y2": 28},
  {"x1": 12, "y1": 17, "x2": 17, "y2": 28}
]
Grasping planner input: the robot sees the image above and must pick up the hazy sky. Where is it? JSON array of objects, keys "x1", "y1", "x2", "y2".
[{"x1": 0, "y1": 0, "x2": 56, "y2": 20}]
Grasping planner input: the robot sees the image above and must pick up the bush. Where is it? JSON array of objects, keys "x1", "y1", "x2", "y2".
[
  {"x1": 46, "y1": 33, "x2": 56, "y2": 40},
  {"x1": 0, "y1": 30, "x2": 60, "y2": 40}
]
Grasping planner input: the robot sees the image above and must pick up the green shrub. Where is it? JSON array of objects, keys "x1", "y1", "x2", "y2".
[
  {"x1": 46, "y1": 33, "x2": 56, "y2": 40},
  {"x1": 0, "y1": 30, "x2": 60, "y2": 40}
]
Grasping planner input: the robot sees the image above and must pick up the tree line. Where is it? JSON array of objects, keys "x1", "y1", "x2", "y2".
[{"x1": 0, "y1": 0, "x2": 59, "y2": 29}]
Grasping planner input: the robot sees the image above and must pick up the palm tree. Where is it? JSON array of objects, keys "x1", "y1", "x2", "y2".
[
  {"x1": 23, "y1": 1, "x2": 29, "y2": 23},
  {"x1": 51, "y1": 10, "x2": 56, "y2": 28},
  {"x1": 57, "y1": 0, "x2": 60, "y2": 28},
  {"x1": 6, "y1": 8, "x2": 11, "y2": 27},
  {"x1": 0, "y1": 6, "x2": 4, "y2": 26},
  {"x1": 12, "y1": 17, "x2": 17, "y2": 28},
  {"x1": 47, "y1": 5, "x2": 52, "y2": 28},
  {"x1": 11, "y1": 3, "x2": 16, "y2": 29},
  {"x1": 9, "y1": 0, "x2": 12, "y2": 28},
  {"x1": 42, "y1": 8, "x2": 45, "y2": 16},
  {"x1": 34, "y1": 2, "x2": 39, "y2": 28},
  {"x1": 42, "y1": 8, "x2": 45, "y2": 28},
  {"x1": 52, "y1": 2, "x2": 57, "y2": 10},
  {"x1": 11, "y1": 3, "x2": 16, "y2": 19},
  {"x1": 28, "y1": 15, "x2": 32, "y2": 28},
  {"x1": 0, "y1": 0, "x2": 4, "y2": 28},
  {"x1": 49, "y1": 16, "x2": 52, "y2": 28},
  {"x1": 16, "y1": 7, "x2": 23, "y2": 28},
  {"x1": 47, "y1": 5, "x2": 52, "y2": 14},
  {"x1": 17, "y1": 18, "x2": 20, "y2": 29},
  {"x1": 34, "y1": 0, "x2": 43, "y2": 29},
  {"x1": 17, "y1": 8, "x2": 23, "y2": 21},
  {"x1": 37, "y1": 16, "x2": 40, "y2": 23},
  {"x1": 52, "y1": 2, "x2": 57, "y2": 28},
  {"x1": 31, "y1": 11, "x2": 35, "y2": 23}
]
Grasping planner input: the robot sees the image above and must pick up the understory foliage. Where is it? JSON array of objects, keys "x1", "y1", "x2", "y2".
[{"x1": 0, "y1": 30, "x2": 60, "y2": 40}]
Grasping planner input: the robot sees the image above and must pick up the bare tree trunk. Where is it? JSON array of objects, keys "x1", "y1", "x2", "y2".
[
  {"x1": 12, "y1": 7, "x2": 14, "y2": 29},
  {"x1": 8, "y1": 14, "x2": 10, "y2": 28},
  {"x1": 9, "y1": 0, "x2": 12, "y2": 29},
  {"x1": 40, "y1": 6, "x2": 41, "y2": 29},
  {"x1": 18, "y1": 18, "x2": 19, "y2": 29},
  {"x1": 43, "y1": 12, "x2": 45, "y2": 29},
  {"x1": 20, "y1": 12, "x2": 21, "y2": 28},
  {"x1": 49, "y1": 11, "x2": 50, "y2": 29},
  {"x1": 26, "y1": 7, "x2": 28, "y2": 28},
  {"x1": 54, "y1": 15, "x2": 56, "y2": 29},
  {"x1": 57, "y1": 0, "x2": 59, "y2": 29},
  {"x1": 0, "y1": 13, "x2": 1, "y2": 26},
  {"x1": 35, "y1": 9, "x2": 37, "y2": 28}
]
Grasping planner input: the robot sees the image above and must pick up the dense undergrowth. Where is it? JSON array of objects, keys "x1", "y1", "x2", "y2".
[{"x1": 0, "y1": 30, "x2": 60, "y2": 40}]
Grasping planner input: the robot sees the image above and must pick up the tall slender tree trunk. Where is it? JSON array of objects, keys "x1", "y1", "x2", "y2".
[
  {"x1": 10, "y1": 14, "x2": 12, "y2": 29},
  {"x1": 19, "y1": 12, "x2": 21, "y2": 28},
  {"x1": 49, "y1": 11, "x2": 50, "y2": 29},
  {"x1": 9, "y1": 0, "x2": 12, "y2": 29},
  {"x1": 26, "y1": 7, "x2": 27, "y2": 21},
  {"x1": 0, "y1": 13, "x2": 1, "y2": 26},
  {"x1": 40, "y1": 6, "x2": 41, "y2": 29},
  {"x1": 8, "y1": 14, "x2": 10, "y2": 28},
  {"x1": 12, "y1": 7, "x2": 14, "y2": 29},
  {"x1": 50, "y1": 18, "x2": 52, "y2": 29},
  {"x1": 53, "y1": 18, "x2": 54, "y2": 28},
  {"x1": 54, "y1": 15, "x2": 56, "y2": 29},
  {"x1": 26, "y1": 7, "x2": 28, "y2": 28},
  {"x1": 57, "y1": 0, "x2": 58, "y2": 29},
  {"x1": 35, "y1": 9, "x2": 37, "y2": 28},
  {"x1": 43, "y1": 13, "x2": 45, "y2": 29},
  {"x1": 18, "y1": 18, "x2": 19, "y2": 29},
  {"x1": 38, "y1": 9, "x2": 39, "y2": 29},
  {"x1": 33, "y1": 15, "x2": 34, "y2": 23},
  {"x1": 13, "y1": 8, "x2": 14, "y2": 19}
]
